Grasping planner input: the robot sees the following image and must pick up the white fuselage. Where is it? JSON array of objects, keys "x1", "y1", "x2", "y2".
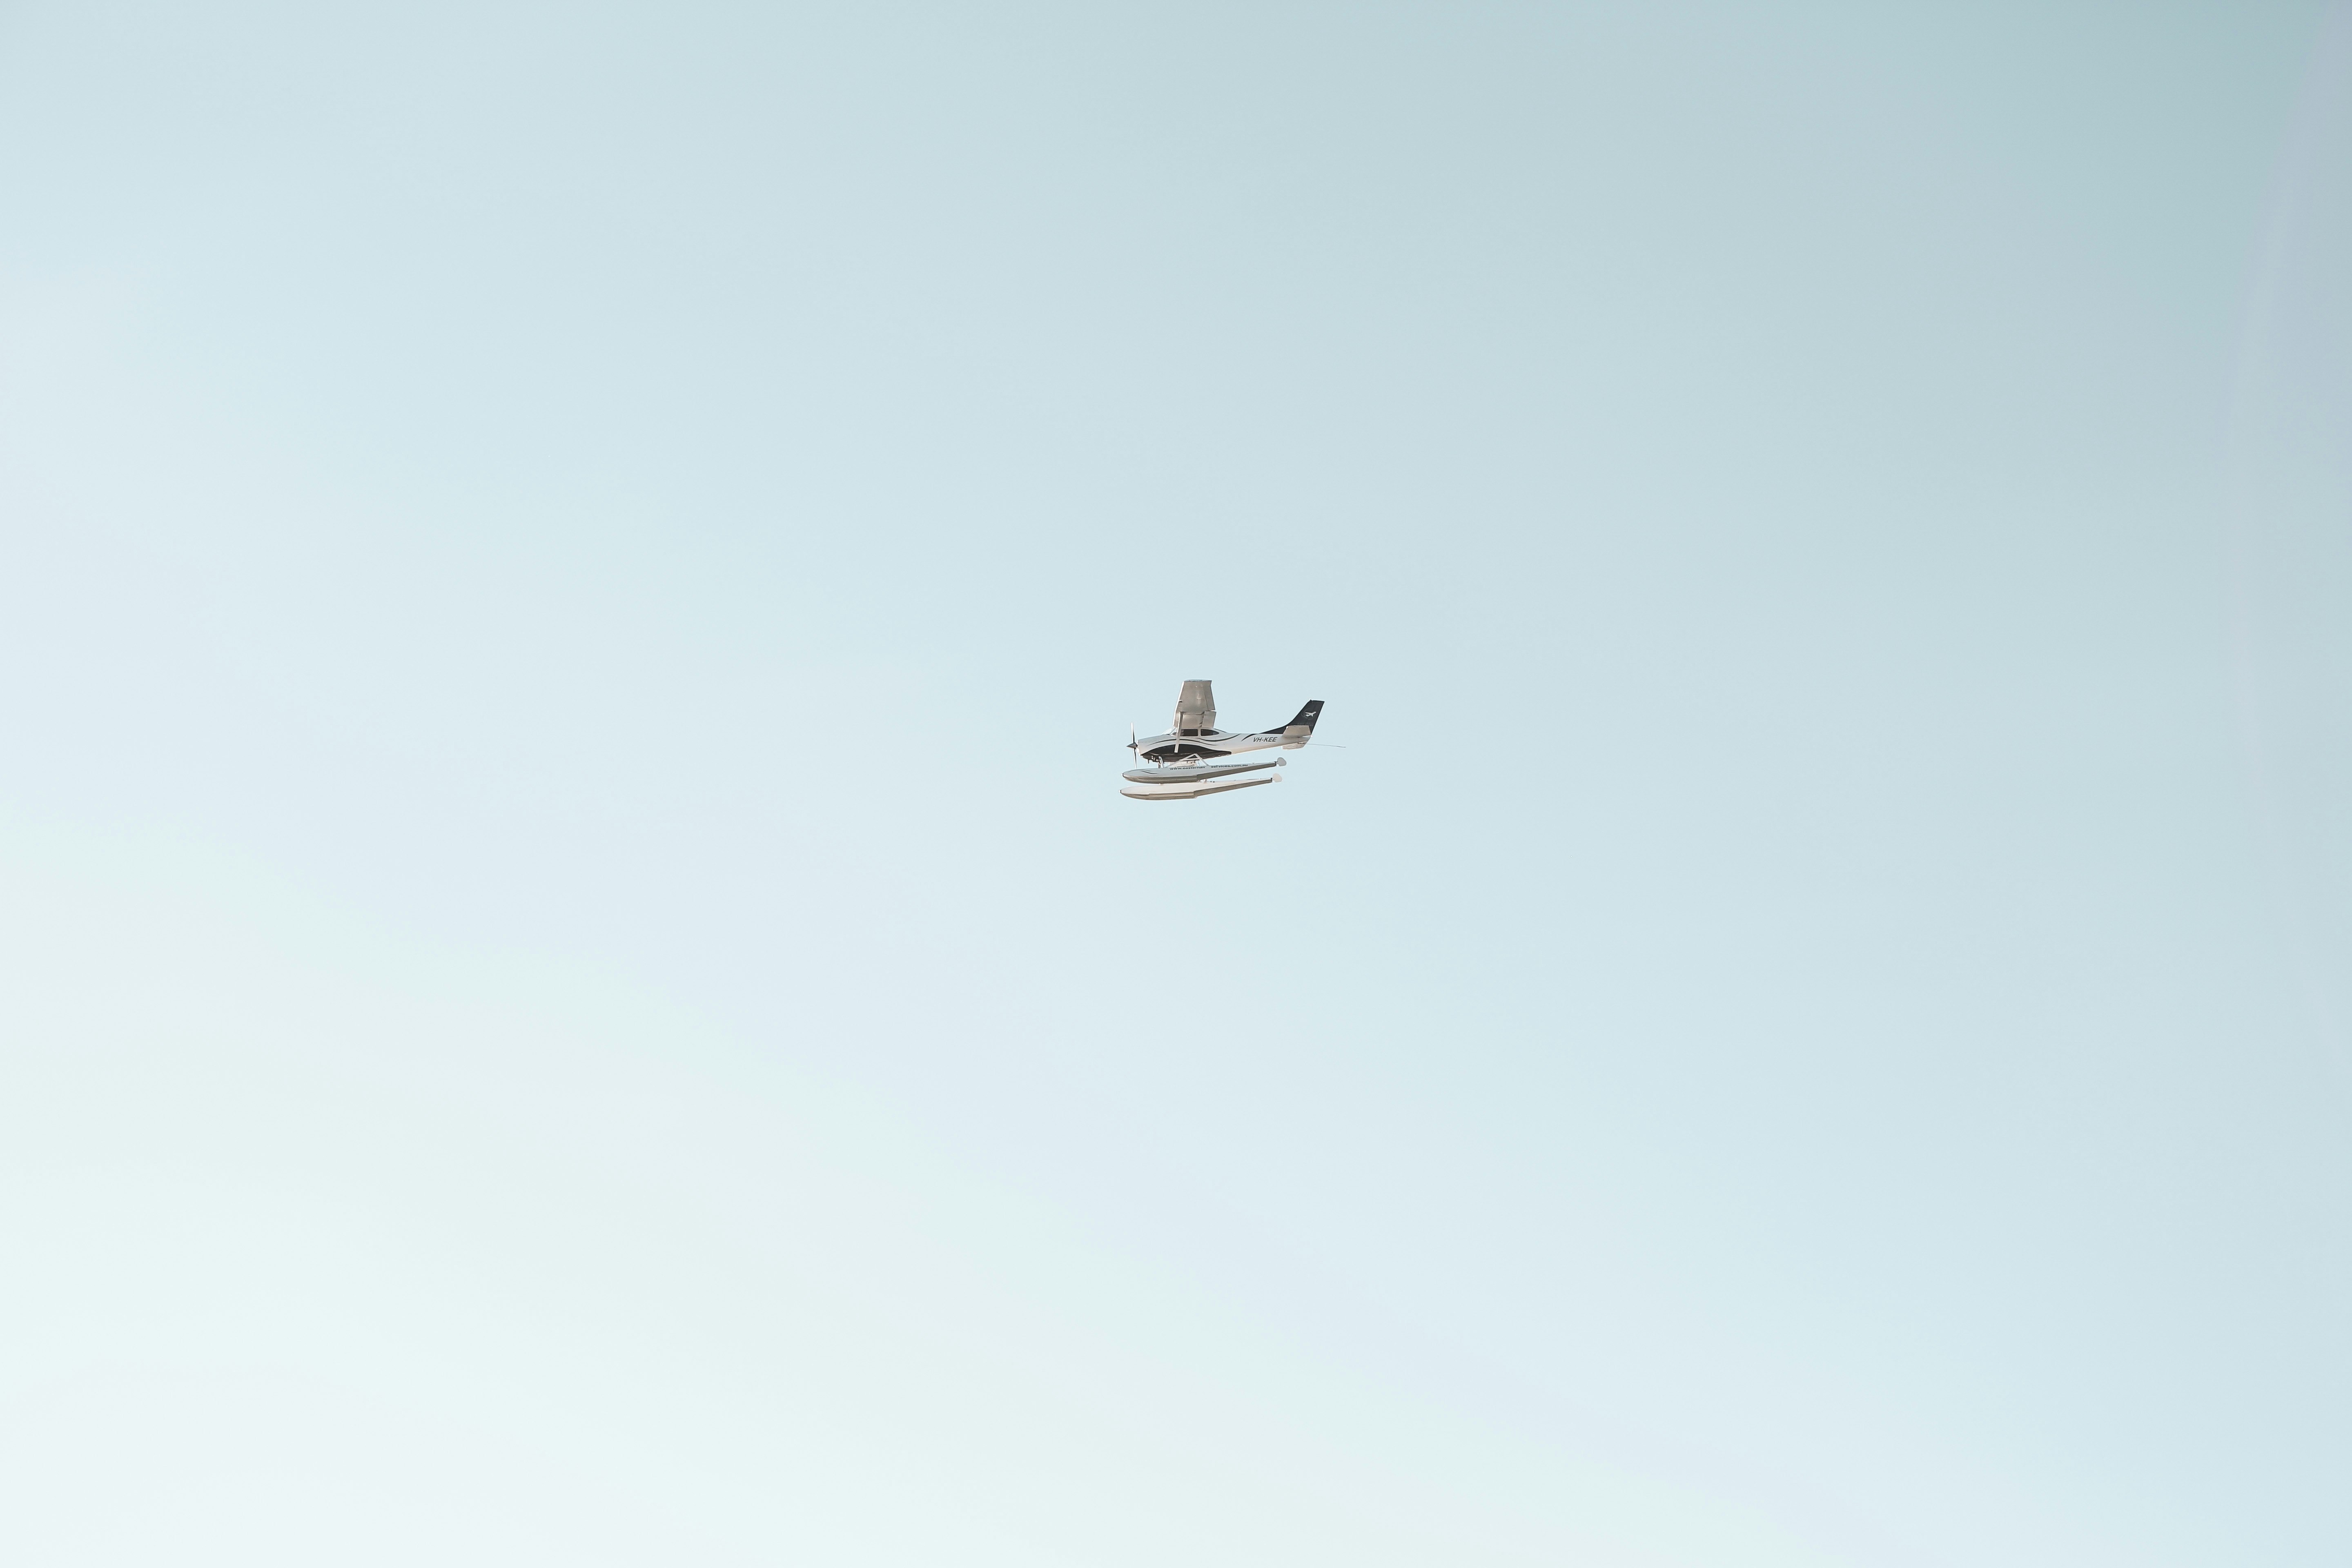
[{"x1": 1132, "y1": 727, "x2": 1301, "y2": 764}]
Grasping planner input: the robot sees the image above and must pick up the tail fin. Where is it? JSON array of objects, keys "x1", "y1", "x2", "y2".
[{"x1": 1279, "y1": 699, "x2": 1324, "y2": 745}]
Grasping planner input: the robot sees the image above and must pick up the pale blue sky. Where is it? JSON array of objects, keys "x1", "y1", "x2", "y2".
[{"x1": 3, "y1": 2, "x2": 2350, "y2": 1564}]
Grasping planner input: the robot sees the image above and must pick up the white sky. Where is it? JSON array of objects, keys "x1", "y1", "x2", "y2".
[{"x1": 3, "y1": 3, "x2": 2350, "y2": 1564}]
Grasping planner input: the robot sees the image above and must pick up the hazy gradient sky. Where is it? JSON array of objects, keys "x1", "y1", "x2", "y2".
[{"x1": 4, "y1": 2, "x2": 2351, "y2": 1564}]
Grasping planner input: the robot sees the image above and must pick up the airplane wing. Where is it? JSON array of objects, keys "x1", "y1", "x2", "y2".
[{"x1": 1174, "y1": 679, "x2": 1216, "y2": 735}]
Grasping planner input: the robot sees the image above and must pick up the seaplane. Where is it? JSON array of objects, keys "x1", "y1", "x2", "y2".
[{"x1": 1123, "y1": 681, "x2": 1325, "y2": 801}]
